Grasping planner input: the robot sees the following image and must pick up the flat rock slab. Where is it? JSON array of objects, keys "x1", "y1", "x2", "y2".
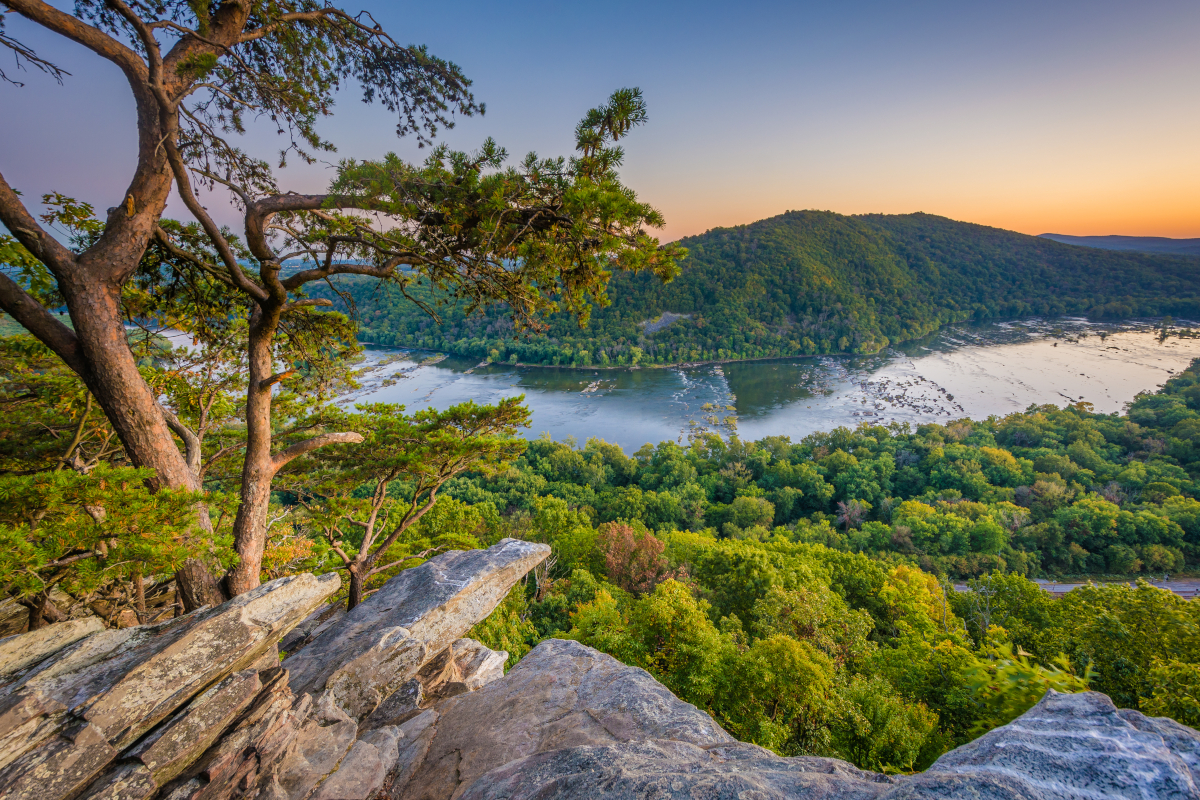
[
  {"x1": 127, "y1": 669, "x2": 263, "y2": 784},
  {"x1": 285, "y1": 539, "x2": 549, "y2": 721},
  {"x1": 451, "y1": 639, "x2": 506, "y2": 692},
  {"x1": 0, "y1": 618, "x2": 105, "y2": 679},
  {"x1": 388, "y1": 638, "x2": 735, "y2": 800}
]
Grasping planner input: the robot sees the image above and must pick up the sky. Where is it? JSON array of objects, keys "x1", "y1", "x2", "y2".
[{"x1": 2, "y1": 0, "x2": 1199, "y2": 242}]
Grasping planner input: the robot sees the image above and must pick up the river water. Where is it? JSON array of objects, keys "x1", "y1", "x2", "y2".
[{"x1": 340, "y1": 319, "x2": 1200, "y2": 453}]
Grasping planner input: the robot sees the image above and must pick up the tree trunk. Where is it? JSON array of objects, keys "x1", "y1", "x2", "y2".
[
  {"x1": 60, "y1": 279, "x2": 198, "y2": 492},
  {"x1": 132, "y1": 567, "x2": 147, "y2": 624},
  {"x1": 19, "y1": 591, "x2": 65, "y2": 631},
  {"x1": 175, "y1": 557, "x2": 227, "y2": 611},
  {"x1": 347, "y1": 564, "x2": 366, "y2": 611},
  {"x1": 224, "y1": 304, "x2": 282, "y2": 597},
  {"x1": 56, "y1": 276, "x2": 226, "y2": 608}
]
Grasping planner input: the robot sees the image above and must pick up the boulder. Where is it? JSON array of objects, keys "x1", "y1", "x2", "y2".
[
  {"x1": 358, "y1": 680, "x2": 423, "y2": 734},
  {"x1": 459, "y1": 739, "x2": 894, "y2": 800},
  {"x1": 359, "y1": 639, "x2": 506, "y2": 734},
  {"x1": 451, "y1": 639, "x2": 506, "y2": 692},
  {"x1": 124, "y1": 669, "x2": 264, "y2": 785},
  {"x1": 159, "y1": 666, "x2": 309, "y2": 800},
  {"x1": 455, "y1": 676, "x2": 1200, "y2": 800},
  {"x1": 278, "y1": 603, "x2": 345, "y2": 658},
  {"x1": 285, "y1": 539, "x2": 549, "y2": 721},
  {"x1": 256, "y1": 691, "x2": 358, "y2": 800},
  {"x1": 905, "y1": 689, "x2": 1200, "y2": 799},
  {"x1": 385, "y1": 638, "x2": 733, "y2": 800},
  {"x1": 309, "y1": 726, "x2": 402, "y2": 800},
  {"x1": 0, "y1": 572, "x2": 339, "y2": 800}
]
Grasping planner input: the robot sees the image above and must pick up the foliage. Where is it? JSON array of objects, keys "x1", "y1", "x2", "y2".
[
  {"x1": 297, "y1": 398, "x2": 529, "y2": 607},
  {"x1": 1142, "y1": 658, "x2": 1200, "y2": 728},
  {"x1": 466, "y1": 583, "x2": 541, "y2": 670},
  {"x1": 963, "y1": 643, "x2": 1093, "y2": 733},
  {"x1": 0, "y1": 334, "x2": 121, "y2": 474},
  {"x1": 596, "y1": 521, "x2": 684, "y2": 595},
  {"x1": 421, "y1": 365, "x2": 1200, "y2": 754},
  {"x1": 0, "y1": 466, "x2": 232, "y2": 626}
]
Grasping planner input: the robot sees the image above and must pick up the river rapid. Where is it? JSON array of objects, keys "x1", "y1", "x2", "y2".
[{"x1": 340, "y1": 319, "x2": 1200, "y2": 454}]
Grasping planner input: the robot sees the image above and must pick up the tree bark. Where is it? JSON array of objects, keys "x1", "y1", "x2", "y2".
[
  {"x1": 347, "y1": 563, "x2": 366, "y2": 611},
  {"x1": 58, "y1": 277, "x2": 199, "y2": 492},
  {"x1": 224, "y1": 304, "x2": 281, "y2": 597},
  {"x1": 19, "y1": 591, "x2": 65, "y2": 631},
  {"x1": 132, "y1": 567, "x2": 147, "y2": 624},
  {"x1": 175, "y1": 557, "x2": 227, "y2": 612},
  {"x1": 53, "y1": 270, "x2": 226, "y2": 610}
]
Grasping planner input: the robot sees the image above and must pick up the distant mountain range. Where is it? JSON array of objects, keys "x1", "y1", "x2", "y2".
[
  {"x1": 315, "y1": 211, "x2": 1200, "y2": 367},
  {"x1": 1039, "y1": 233, "x2": 1200, "y2": 257}
]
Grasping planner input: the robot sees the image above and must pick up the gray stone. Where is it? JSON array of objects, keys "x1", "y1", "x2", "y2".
[
  {"x1": 459, "y1": 739, "x2": 894, "y2": 800},
  {"x1": 451, "y1": 638, "x2": 506, "y2": 691},
  {"x1": 904, "y1": 689, "x2": 1200, "y2": 800},
  {"x1": 414, "y1": 645, "x2": 459, "y2": 697},
  {"x1": 127, "y1": 668, "x2": 263, "y2": 784},
  {"x1": 0, "y1": 720, "x2": 119, "y2": 800},
  {"x1": 359, "y1": 679, "x2": 423, "y2": 734},
  {"x1": 285, "y1": 539, "x2": 549, "y2": 721},
  {"x1": 411, "y1": 639, "x2": 504, "y2": 706},
  {"x1": 386, "y1": 638, "x2": 733, "y2": 800},
  {"x1": 311, "y1": 725, "x2": 402, "y2": 800},
  {"x1": 385, "y1": 712, "x2": 439, "y2": 800},
  {"x1": 78, "y1": 762, "x2": 158, "y2": 800},
  {"x1": 278, "y1": 603, "x2": 345, "y2": 658},
  {"x1": 266, "y1": 691, "x2": 358, "y2": 800},
  {"x1": 0, "y1": 618, "x2": 105, "y2": 679},
  {"x1": 456, "y1": 685, "x2": 1200, "y2": 800},
  {"x1": 164, "y1": 666, "x2": 306, "y2": 800},
  {"x1": 1, "y1": 573, "x2": 338, "y2": 767},
  {"x1": 85, "y1": 572, "x2": 339, "y2": 752},
  {"x1": 0, "y1": 573, "x2": 338, "y2": 800}
]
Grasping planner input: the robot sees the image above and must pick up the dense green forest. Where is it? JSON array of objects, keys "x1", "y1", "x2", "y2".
[
  {"x1": 331, "y1": 356, "x2": 1197, "y2": 764},
  {"x1": 444, "y1": 359, "x2": 1200, "y2": 763},
  {"x1": 311, "y1": 211, "x2": 1200, "y2": 366},
  {"x1": 440, "y1": 361, "x2": 1200, "y2": 581},
  {"x1": 3, "y1": 325, "x2": 1200, "y2": 770}
]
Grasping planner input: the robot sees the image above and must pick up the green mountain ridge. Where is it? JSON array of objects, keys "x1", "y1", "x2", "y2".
[{"x1": 315, "y1": 210, "x2": 1200, "y2": 366}]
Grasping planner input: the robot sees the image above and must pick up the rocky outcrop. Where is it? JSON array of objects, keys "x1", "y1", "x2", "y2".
[
  {"x1": 1, "y1": 535, "x2": 1196, "y2": 800},
  {"x1": 0, "y1": 573, "x2": 340, "y2": 800},
  {"x1": 460, "y1": 740, "x2": 895, "y2": 800},
  {"x1": 0, "y1": 538, "x2": 546, "y2": 800},
  {"x1": 0, "y1": 617, "x2": 104, "y2": 678},
  {"x1": 902, "y1": 689, "x2": 1200, "y2": 799},
  {"x1": 285, "y1": 538, "x2": 550, "y2": 722},
  {"x1": 385, "y1": 638, "x2": 734, "y2": 800},
  {"x1": 455, "y1": 669, "x2": 1200, "y2": 800}
]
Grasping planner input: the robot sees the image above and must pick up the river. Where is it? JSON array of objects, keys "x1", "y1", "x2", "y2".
[{"x1": 340, "y1": 318, "x2": 1200, "y2": 453}]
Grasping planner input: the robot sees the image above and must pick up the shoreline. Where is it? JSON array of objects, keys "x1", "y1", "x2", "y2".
[{"x1": 357, "y1": 315, "x2": 1197, "y2": 373}]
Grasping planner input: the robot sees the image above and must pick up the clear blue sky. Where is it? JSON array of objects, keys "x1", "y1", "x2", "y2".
[{"x1": 2, "y1": 0, "x2": 1198, "y2": 241}]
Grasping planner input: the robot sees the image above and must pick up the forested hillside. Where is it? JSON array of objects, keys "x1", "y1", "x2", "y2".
[{"x1": 313, "y1": 211, "x2": 1200, "y2": 366}]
